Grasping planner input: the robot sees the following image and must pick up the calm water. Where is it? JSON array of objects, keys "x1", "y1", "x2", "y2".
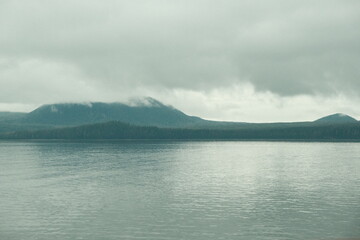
[{"x1": 0, "y1": 141, "x2": 359, "y2": 240}]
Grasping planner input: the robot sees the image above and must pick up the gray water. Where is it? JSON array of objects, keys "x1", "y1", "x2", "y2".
[{"x1": 0, "y1": 141, "x2": 359, "y2": 240}]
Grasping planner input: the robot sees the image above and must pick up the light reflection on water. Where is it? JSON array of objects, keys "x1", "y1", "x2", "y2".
[{"x1": 0, "y1": 141, "x2": 359, "y2": 240}]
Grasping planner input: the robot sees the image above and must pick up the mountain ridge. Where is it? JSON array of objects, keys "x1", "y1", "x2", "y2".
[
  {"x1": 0, "y1": 98, "x2": 358, "y2": 134},
  {"x1": 23, "y1": 97, "x2": 207, "y2": 128}
]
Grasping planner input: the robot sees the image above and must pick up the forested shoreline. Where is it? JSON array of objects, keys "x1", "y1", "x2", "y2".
[{"x1": 1, "y1": 121, "x2": 359, "y2": 141}]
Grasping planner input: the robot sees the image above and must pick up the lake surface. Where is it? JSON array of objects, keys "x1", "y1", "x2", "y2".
[{"x1": 0, "y1": 141, "x2": 359, "y2": 240}]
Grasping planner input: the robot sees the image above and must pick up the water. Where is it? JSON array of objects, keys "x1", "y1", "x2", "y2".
[{"x1": 0, "y1": 141, "x2": 359, "y2": 240}]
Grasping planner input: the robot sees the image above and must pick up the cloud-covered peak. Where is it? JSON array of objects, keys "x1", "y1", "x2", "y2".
[{"x1": 127, "y1": 97, "x2": 167, "y2": 108}]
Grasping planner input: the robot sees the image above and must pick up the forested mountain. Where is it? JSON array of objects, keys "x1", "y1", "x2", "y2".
[
  {"x1": 23, "y1": 98, "x2": 206, "y2": 127},
  {"x1": 0, "y1": 98, "x2": 358, "y2": 137},
  {"x1": 0, "y1": 98, "x2": 210, "y2": 132}
]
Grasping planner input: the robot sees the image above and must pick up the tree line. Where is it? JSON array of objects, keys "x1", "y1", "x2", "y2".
[{"x1": 1, "y1": 121, "x2": 360, "y2": 141}]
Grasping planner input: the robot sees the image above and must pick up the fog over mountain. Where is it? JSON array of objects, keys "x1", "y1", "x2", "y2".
[{"x1": 0, "y1": 0, "x2": 359, "y2": 122}]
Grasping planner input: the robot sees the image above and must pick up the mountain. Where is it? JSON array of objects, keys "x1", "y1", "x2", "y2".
[
  {"x1": 2, "y1": 120, "x2": 359, "y2": 141},
  {"x1": 23, "y1": 97, "x2": 206, "y2": 128},
  {"x1": 0, "y1": 98, "x2": 359, "y2": 135},
  {"x1": 314, "y1": 113, "x2": 358, "y2": 123}
]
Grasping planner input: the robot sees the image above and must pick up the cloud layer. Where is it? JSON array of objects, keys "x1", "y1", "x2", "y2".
[{"x1": 0, "y1": 0, "x2": 359, "y2": 121}]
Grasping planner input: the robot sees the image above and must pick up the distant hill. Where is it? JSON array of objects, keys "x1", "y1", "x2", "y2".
[
  {"x1": 2, "y1": 121, "x2": 359, "y2": 141},
  {"x1": 315, "y1": 113, "x2": 358, "y2": 123},
  {"x1": 0, "y1": 98, "x2": 358, "y2": 135},
  {"x1": 23, "y1": 97, "x2": 206, "y2": 128}
]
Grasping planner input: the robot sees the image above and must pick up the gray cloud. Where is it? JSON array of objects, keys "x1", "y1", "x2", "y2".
[{"x1": 0, "y1": 0, "x2": 359, "y2": 120}]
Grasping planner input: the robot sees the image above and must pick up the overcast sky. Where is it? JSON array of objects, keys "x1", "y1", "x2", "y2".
[{"x1": 0, "y1": 0, "x2": 359, "y2": 122}]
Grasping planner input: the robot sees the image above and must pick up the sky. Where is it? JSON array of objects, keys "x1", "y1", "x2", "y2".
[{"x1": 0, "y1": 0, "x2": 359, "y2": 122}]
